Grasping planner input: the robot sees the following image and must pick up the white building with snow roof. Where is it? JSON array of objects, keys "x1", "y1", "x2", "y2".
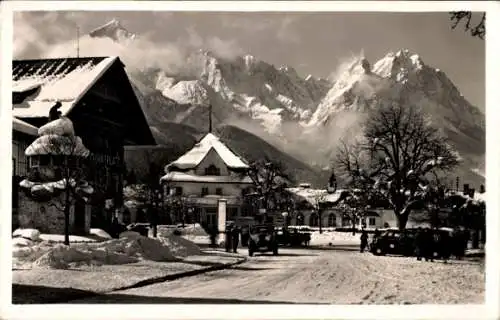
[{"x1": 160, "y1": 133, "x2": 254, "y2": 228}]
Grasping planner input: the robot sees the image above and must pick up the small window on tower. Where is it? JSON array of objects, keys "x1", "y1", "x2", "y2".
[{"x1": 216, "y1": 188, "x2": 223, "y2": 196}]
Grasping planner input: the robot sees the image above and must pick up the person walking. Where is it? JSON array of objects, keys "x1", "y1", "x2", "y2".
[
  {"x1": 440, "y1": 230, "x2": 452, "y2": 263},
  {"x1": 231, "y1": 225, "x2": 240, "y2": 253},
  {"x1": 225, "y1": 224, "x2": 233, "y2": 253},
  {"x1": 360, "y1": 229, "x2": 369, "y2": 253},
  {"x1": 423, "y1": 228, "x2": 435, "y2": 262},
  {"x1": 414, "y1": 227, "x2": 424, "y2": 261}
]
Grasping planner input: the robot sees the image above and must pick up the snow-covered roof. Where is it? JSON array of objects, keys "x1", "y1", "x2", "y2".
[
  {"x1": 12, "y1": 117, "x2": 38, "y2": 136},
  {"x1": 12, "y1": 56, "x2": 118, "y2": 118},
  {"x1": 160, "y1": 171, "x2": 253, "y2": 184},
  {"x1": 446, "y1": 190, "x2": 486, "y2": 205},
  {"x1": 167, "y1": 133, "x2": 249, "y2": 171},
  {"x1": 286, "y1": 187, "x2": 346, "y2": 206}
]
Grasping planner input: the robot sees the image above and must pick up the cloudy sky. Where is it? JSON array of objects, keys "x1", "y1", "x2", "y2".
[{"x1": 14, "y1": 11, "x2": 485, "y2": 109}]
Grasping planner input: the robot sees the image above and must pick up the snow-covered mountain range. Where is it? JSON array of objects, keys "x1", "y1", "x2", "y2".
[{"x1": 90, "y1": 19, "x2": 485, "y2": 186}]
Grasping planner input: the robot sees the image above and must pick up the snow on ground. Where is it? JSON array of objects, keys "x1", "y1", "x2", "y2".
[
  {"x1": 12, "y1": 229, "x2": 203, "y2": 270},
  {"x1": 310, "y1": 231, "x2": 361, "y2": 246},
  {"x1": 89, "y1": 248, "x2": 483, "y2": 304}
]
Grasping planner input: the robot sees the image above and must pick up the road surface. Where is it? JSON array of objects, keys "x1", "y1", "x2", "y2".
[{"x1": 73, "y1": 247, "x2": 484, "y2": 304}]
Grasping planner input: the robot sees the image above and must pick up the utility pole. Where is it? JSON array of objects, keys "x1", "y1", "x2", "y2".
[
  {"x1": 208, "y1": 104, "x2": 213, "y2": 133},
  {"x1": 76, "y1": 26, "x2": 80, "y2": 58}
]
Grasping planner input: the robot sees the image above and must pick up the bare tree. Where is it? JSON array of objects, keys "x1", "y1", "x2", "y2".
[
  {"x1": 335, "y1": 99, "x2": 459, "y2": 230},
  {"x1": 21, "y1": 117, "x2": 92, "y2": 245},
  {"x1": 450, "y1": 11, "x2": 485, "y2": 39},
  {"x1": 311, "y1": 192, "x2": 327, "y2": 234},
  {"x1": 247, "y1": 159, "x2": 292, "y2": 223}
]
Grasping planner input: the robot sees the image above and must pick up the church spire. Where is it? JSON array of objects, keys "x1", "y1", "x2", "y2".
[{"x1": 208, "y1": 104, "x2": 213, "y2": 133}]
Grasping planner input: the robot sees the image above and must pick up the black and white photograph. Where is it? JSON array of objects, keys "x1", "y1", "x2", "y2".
[{"x1": 1, "y1": 1, "x2": 499, "y2": 319}]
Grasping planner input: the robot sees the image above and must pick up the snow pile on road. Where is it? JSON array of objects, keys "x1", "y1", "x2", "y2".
[
  {"x1": 13, "y1": 233, "x2": 203, "y2": 269},
  {"x1": 90, "y1": 228, "x2": 112, "y2": 239},
  {"x1": 158, "y1": 234, "x2": 202, "y2": 257},
  {"x1": 32, "y1": 244, "x2": 138, "y2": 269},
  {"x1": 39, "y1": 234, "x2": 98, "y2": 243},
  {"x1": 13, "y1": 228, "x2": 41, "y2": 241},
  {"x1": 86, "y1": 235, "x2": 177, "y2": 262}
]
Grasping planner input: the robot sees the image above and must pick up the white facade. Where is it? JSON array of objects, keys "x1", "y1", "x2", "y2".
[{"x1": 161, "y1": 133, "x2": 253, "y2": 228}]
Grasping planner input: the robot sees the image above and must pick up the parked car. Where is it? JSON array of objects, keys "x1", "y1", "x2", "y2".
[
  {"x1": 276, "y1": 227, "x2": 311, "y2": 247},
  {"x1": 370, "y1": 229, "x2": 417, "y2": 256},
  {"x1": 248, "y1": 224, "x2": 279, "y2": 256}
]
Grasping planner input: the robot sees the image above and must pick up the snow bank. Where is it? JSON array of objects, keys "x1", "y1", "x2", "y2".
[
  {"x1": 12, "y1": 237, "x2": 35, "y2": 247},
  {"x1": 90, "y1": 228, "x2": 112, "y2": 239},
  {"x1": 158, "y1": 234, "x2": 202, "y2": 257},
  {"x1": 308, "y1": 231, "x2": 361, "y2": 246},
  {"x1": 13, "y1": 232, "x2": 202, "y2": 270},
  {"x1": 33, "y1": 244, "x2": 138, "y2": 269},
  {"x1": 87, "y1": 235, "x2": 177, "y2": 262},
  {"x1": 119, "y1": 231, "x2": 141, "y2": 239},
  {"x1": 13, "y1": 228, "x2": 41, "y2": 241},
  {"x1": 39, "y1": 234, "x2": 97, "y2": 243}
]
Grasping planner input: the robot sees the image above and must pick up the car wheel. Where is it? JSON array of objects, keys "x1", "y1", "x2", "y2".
[{"x1": 375, "y1": 247, "x2": 385, "y2": 256}]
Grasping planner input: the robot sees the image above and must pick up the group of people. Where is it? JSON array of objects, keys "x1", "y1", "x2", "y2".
[{"x1": 224, "y1": 223, "x2": 246, "y2": 253}]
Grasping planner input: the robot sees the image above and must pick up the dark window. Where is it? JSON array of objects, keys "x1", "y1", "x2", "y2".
[
  {"x1": 201, "y1": 187, "x2": 209, "y2": 196},
  {"x1": 205, "y1": 164, "x2": 221, "y2": 176},
  {"x1": 175, "y1": 187, "x2": 183, "y2": 196},
  {"x1": 215, "y1": 188, "x2": 223, "y2": 196},
  {"x1": 30, "y1": 156, "x2": 40, "y2": 167},
  {"x1": 12, "y1": 159, "x2": 16, "y2": 176},
  {"x1": 52, "y1": 155, "x2": 64, "y2": 166},
  {"x1": 328, "y1": 213, "x2": 336, "y2": 227},
  {"x1": 39, "y1": 155, "x2": 50, "y2": 166},
  {"x1": 229, "y1": 207, "x2": 238, "y2": 219},
  {"x1": 309, "y1": 213, "x2": 319, "y2": 227},
  {"x1": 296, "y1": 212, "x2": 304, "y2": 225},
  {"x1": 369, "y1": 217, "x2": 376, "y2": 226}
]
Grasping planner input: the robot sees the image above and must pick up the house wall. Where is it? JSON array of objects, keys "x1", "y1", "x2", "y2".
[
  {"x1": 17, "y1": 192, "x2": 91, "y2": 235},
  {"x1": 194, "y1": 148, "x2": 230, "y2": 176},
  {"x1": 167, "y1": 181, "x2": 249, "y2": 198},
  {"x1": 290, "y1": 209, "x2": 343, "y2": 228}
]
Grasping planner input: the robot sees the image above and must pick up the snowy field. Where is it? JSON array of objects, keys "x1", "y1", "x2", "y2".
[{"x1": 74, "y1": 247, "x2": 484, "y2": 304}]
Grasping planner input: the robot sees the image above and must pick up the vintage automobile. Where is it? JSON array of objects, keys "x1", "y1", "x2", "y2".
[
  {"x1": 370, "y1": 228, "x2": 417, "y2": 256},
  {"x1": 276, "y1": 227, "x2": 311, "y2": 247},
  {"x1": 248, "y1": 224, "x2": 279, "y2": 256}
]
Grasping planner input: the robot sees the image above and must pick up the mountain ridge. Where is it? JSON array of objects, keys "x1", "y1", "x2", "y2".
[{"x1": 91, "y1": 19, "x2": 485, "y2": 187}]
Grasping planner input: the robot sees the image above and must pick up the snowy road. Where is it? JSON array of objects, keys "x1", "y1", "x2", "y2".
[{"x1": 74, "y1": 247, "x2": 484, "y2": 304}]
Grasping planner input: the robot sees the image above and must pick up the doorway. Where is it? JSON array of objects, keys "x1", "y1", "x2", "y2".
[{"x1": 206, "y1": 208, "x2": 217, "y2": 228}]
